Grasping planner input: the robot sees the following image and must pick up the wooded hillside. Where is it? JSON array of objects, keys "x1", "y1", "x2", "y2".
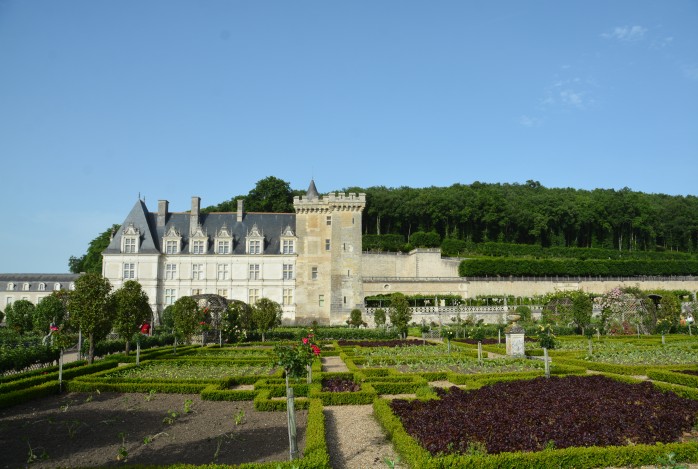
[{"x1": 349, "y1": 181, "x2": 698, "y2": 253}]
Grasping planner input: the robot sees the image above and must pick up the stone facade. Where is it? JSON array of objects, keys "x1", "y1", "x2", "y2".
[
  {"x1": 101, "y1": 181, "x2": 366, "y2": 325},
  {"x1": 0, "y1": 274, "x2": 80, "y2": 312}
]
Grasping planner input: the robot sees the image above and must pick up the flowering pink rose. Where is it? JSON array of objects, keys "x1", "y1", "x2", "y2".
[{"x1": 302, "y1": 337, "x2": 309, "y2": 344}]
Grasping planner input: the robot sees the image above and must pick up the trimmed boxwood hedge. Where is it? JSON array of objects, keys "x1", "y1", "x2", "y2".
[{"x1": 459, "y1": 257, "x2": 698, "y2": 277}]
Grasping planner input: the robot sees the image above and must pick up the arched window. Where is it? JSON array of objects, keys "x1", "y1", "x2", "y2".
[
  {"x1": 23, "y1": 283, "x2": 30, "y2": 291},
  {"x1": 38, "y1": 283, "x2": 46, "y2": 291},
  {"x1": 7, "y1": 282, "x2": 15, "y2": 291},
  {"x1": 54, "y1": 283, "x2": 61, "y2": 291}
]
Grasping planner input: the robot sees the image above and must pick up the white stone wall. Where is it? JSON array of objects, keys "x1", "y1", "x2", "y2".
[{"x1": 362, "y1": 249, "x2": 460, "y2": 278}]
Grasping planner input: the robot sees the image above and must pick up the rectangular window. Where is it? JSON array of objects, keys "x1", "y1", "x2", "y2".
[
  {"x1": 191, "y1": 288, "x2": 202, "y2": 295},
  {"x1": 192, "y1": 240, "x2": 205, "y2": 254},
  {"x1": 282, "y1": 239, "x2": 294, "y2": 254},
  {"x1": 123, "y1": 263, "x2": 135, "y2": 279},
  {"x1": 248, "y1": 288, "x2": 259, "y2": 304},
  {"x1": 319, "y1": 294, "x2": 324, "y2": 307},
  {"x1": 6, "y1": 297, "x2": 13, "y2": 306},
  {"x1": 217, "y1": 264, "x2": 229, "y2": 280},
  {"x1": 217, "y1": 289, "x2": 228, "y2": 298},
  {"x1": 124, "y1": 238, "x2": 136, "y2": 253},
  {"x1": 192, "y1": 264, "x2": 204, "y2": 280},
  {"x1": 166, "y1": 240, "x2": 178, "y2": 254},
  {"x1": 326, "y1": 216, "x2": 331, "y2": 226},
  {"x1": 343, "y1": 296, "x2": 347, "y2": 304},
  {"x1": 165, "y1": 263, "x2": 177, "y2": 280},
  {"x1": 311, "y1": 266, "x2": 318, "y2": 280},
  {"x1": 249, "y1": 264, "x2": 260, "y2": 280},
  {"x1": 283, "y1": 264, "x2": 294, "y2": 280},
  {"x1": 325, "y1": 239, "x2": 331, "y2": 251},
  {"x1": 217, "y1": 240, "x2": 230, "y2": 254},
  {"x1": 283, "y1": 288, "x2": 293, "y2": 306},
  {"x1": 249, "y1": 240, "x2": 261, "y2": 254},
  {"x1": 165, "y1": 289, "x2": 176, "y2": 305}
]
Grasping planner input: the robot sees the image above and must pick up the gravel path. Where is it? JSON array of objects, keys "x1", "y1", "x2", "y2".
[
  {"x1": 321, "y1": 356, "x2": 405, "y2": 468},
  {"x1": 324, "y1": 405, "x2": 405, "y2": 469},
  {"x1": 321, "y1": 356, "x2": 350, "y2": 372}
]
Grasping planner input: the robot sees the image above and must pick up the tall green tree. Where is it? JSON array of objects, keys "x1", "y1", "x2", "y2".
[
  {"x1": 5, "y1": 300, "x2": 35, "y2": 334},
  {"x1": 112, "y1": 280, "x2": 152, "y2": 355},
  {"x1": 34, "y1": 293, "x2": 68, "y2": 334},
  {"x1": 69, "y1": 224, "x2": 121, "y2": 274},
  {"x1": 388, "y1": 293, "x2": 412, "y2": 339},
  {"x1": 252, "y1": 298, "x2": 282, "y2": 342},
  {"x1": 245, "y1": 176, "x2": 294, "y2": 213},
  {"x1": 69, "y1": 273, "x2": 116, "y2": 364}
]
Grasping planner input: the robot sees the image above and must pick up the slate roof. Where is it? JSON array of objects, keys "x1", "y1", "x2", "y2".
[
  {"x1": 0, "y1": 274, "x2": 81, "y2": 292},
  {"x1": 103, "y1": 199, "x2": 296, "y2": 255}
]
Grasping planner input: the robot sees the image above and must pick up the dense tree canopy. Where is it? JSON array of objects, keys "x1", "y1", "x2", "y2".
[
  {"x1": 358, "y1": 183, "x2": 698, "y2": 253},
  {"x1": 69, "y1": 224, "x2": 121, "y2": 274}
]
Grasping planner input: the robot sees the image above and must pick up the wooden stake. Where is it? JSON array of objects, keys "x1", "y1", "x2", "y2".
[{"x1": 287, "y1": 386, "x2": 298, "y2": 460}]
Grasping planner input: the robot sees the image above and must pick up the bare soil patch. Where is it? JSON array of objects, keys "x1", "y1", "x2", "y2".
[{"x1": 0, "y1": 392, "x2": 307, "y2": 468}]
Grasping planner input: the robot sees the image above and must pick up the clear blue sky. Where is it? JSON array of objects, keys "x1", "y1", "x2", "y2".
[{"x1": 1, "y1": 1, "x2": 697, "y2": 273}]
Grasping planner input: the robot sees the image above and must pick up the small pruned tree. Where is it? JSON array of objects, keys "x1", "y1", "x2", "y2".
[
  {"x1": 570, "y1": 291, "x2": 593, "y2": 335},
  {"x1": 347, "y1": 308, "x2": 367, "y2": 328},
  {"x1": 252, "y1": 298, "x2": 282, "y2": 342},
  {"x1": 226, "y1": 299, "x2": 255, "y2": 333},
  {"x1": 160, "y1": 305, "x2": 175, "y2": 330},
  {"x1": 34, "y1": 293, "x2": 68, "y2": 334},
  {"x1": 113, "y1": 280, "x2": 152, "y2": 355},
  {"x1": 388, "y1": 293, "x2": 412, "y2": 339},
  {"x1": 373, "y1": 308, "x2": 387, "y2": 328},
  {"x1": 5, "y1": 300, "x2": 35, "y2": 334},
  {"x1": 172, "y1": 296, "x2": 199, "y2": 346},
  {"x1": 69, "y1": 273, "x2": 116, "y2": 364}
]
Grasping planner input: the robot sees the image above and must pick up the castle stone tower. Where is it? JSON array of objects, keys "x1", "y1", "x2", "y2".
[{"x1": 293, "y1": 180, "x2": 366, "y2": 325}]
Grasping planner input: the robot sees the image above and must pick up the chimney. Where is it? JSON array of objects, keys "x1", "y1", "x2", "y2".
[
  {"x1": 237, "y1": 199, "x2": 244, "y2": 222},
  {"x1": 157, "y1": 200, "x2": 169, "y2": 227},
  {"x1": 190, "y1": 196, "x2": 200, "y2": 234}
]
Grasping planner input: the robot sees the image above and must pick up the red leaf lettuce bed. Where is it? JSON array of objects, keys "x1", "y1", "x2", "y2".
[
  {"x1": 322, "y1": 377, "x2": 361, "y2": 392},
  {"x1": 390, "y1": 375, "x2": 698, "y2": 455},
  {"x1": 338, "y1": 339, "x2": 434, "y2": 347}
]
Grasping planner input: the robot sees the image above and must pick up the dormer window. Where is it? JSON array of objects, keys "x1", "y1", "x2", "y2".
[
  {"x1": 121, "y1": 224, "x2": 141, "y2": 253},
  {"x1": 246, "y1": 224, "x2": 264, "y2": 255},
  {"x1": 163, "y1": 226, "x2": 182, "y2": 255},
  {"x1": 69, "y1": 283, "x2": 75, "y2": 291},
  {"x1": 38, "y1": 283, "x2": 46, "y2": 291},
  {"x1": 54, "y1": 283, "x2": 61, "y2": 291},
  {"x1": 280, "y1": 226, "x2": 296, "y2": 254},
  {"x1": 189, "y1": 225, "x2": 208, "y2": 254},
  {"x1": 7, "y1": 282, "x2": 15, "y2": 291},
  {"x1": 215, "y1": 224, "x2": 234, "y2": 255},
  {"x1": 23, "y1": 283, "x2": 30, "y2": 291},
  {"x1": 192, "y1": 240, "x2": 206, "y2": 254}
]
